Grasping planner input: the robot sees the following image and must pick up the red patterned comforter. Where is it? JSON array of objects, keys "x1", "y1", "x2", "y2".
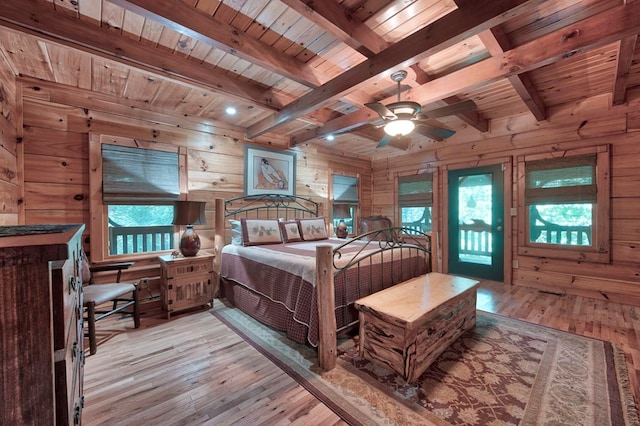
[{"x1": 220, "y1": 238, "x2": 429, "y2": 347}]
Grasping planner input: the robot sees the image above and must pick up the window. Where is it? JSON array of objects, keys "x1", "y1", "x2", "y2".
[
  {"x1": 90, "y1": 136, "x2": 184, "y2": 260},
  {"x1": 332, "y1": 174, "x2": 358, "y2": 236},
  {"x1": 398, "y1": 173, "x2": 433, "y2": 234},
  {"x1": 518, "y1": 146, "x2": 610, "y2": 262}
]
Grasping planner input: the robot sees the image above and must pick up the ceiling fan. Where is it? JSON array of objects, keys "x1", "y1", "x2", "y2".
[{"x1": 364, "y1": 70, "x2": 477, "y2": 148}]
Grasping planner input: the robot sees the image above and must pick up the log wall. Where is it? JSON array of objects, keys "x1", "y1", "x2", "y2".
[
  {"x1": 372, "y1": 92, "x2": 640, "y2": 306},
  {"x1": 15, "y1": 78, "x2": 371, "y2": 298},
  {"x1": 0, "y1": 51, "x2": 18, "y2": 225}
]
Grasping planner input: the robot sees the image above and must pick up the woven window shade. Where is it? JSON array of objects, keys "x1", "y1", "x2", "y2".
[
  {"x1": 333, "y1": 175, "x2": 358, "y2": 203},
  {"x1": 398, "y1": 173, "x2": 433, "y2": 207},
  {"x1": 102, "y1": 144, "x2": 180, "y2": 204},
  {"x1": 525, "y1": 154, "x2": 596, "y2": 205}
]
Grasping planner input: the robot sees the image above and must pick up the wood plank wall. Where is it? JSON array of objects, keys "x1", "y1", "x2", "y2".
[
  {"x1": 15, "y1": 78, "x2": 371, "y2": 299},
  {"x1": 0, "y1": 51, "x2": 18, "y2": 225},
  {"x1": 372, "y1": 91, "x2": 640, "y2": 306}
]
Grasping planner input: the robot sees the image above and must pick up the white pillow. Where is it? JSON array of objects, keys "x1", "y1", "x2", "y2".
[{"x1": 229, "y1": 220, "x2": 243, "y2": 246}]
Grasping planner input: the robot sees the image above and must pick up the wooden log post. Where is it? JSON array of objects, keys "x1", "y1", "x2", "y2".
[
  {"x1": 213, "y1": 198, "x2": 225, "y2": 299},
  {"x1": 316, "y1": 244, "x2": 336, "y2": 370}
]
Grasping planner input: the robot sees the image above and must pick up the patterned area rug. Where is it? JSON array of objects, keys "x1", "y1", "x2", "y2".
[{"x1": 212, "y1": 302, "x2": 639, "y2": 426}]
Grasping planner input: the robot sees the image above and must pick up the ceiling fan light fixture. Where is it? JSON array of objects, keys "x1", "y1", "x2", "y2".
[{"x1": 384, "y1": 118, "x2": 415, "y2": 136}]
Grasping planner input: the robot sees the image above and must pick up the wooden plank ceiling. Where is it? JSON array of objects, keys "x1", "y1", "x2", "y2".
[{"x1": 0, "y1": 0, "x2": 638, "y2": 160}]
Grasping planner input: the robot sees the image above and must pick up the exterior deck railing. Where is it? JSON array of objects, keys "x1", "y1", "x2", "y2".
[
  {"x1": 402, "y1": 218, "x2": 591, "y2": 259},
  {"x1": 109, "y1": 225, "x2": 174, "y2": 255}
]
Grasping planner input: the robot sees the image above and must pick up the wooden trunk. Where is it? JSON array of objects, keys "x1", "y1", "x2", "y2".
[
  {"x1": 355, "y1": 272, "x2": 479, "y2": 383},
  {"x1": 0, "y1": 225, "x2": 85, "y2": 425}
]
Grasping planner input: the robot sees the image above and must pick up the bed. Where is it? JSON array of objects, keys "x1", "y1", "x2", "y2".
[{"x1": 213, "y1": 194, "x2": 431, "y2": 370}]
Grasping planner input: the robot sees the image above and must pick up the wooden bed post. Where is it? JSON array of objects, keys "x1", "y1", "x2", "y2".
[
  {"x1": 316, "y1": 244, "x2": 336, "y2": 370},
  {"x1": 213, "y1": 198, "x2": 225, "y2": 299}
]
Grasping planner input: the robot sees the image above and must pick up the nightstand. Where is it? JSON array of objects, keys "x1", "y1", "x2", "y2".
[{"x1": 158, "y1": 252, "x2": 215, "y2": 318}]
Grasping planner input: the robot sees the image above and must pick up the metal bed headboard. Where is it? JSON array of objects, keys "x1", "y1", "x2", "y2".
[{"x1": 224, "y1": 194, "x2": 319, "y2": 220}]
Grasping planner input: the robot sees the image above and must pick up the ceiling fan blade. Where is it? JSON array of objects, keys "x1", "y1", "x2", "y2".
[
  {"x1": 415, "y1": 124, "x2": 455, "y2": 141},
  {"x1": 365, "y1": 102, "x2": 397, "y2": 120},
  {"x1": 422, "y1": 100, "x2": 477, "y2": 119},
  {"x1": 376, "y1": 135, "x2": 392, "y2": 148}
]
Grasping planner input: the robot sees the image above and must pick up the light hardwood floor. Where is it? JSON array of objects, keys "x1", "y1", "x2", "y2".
[{"x1": 83, "y1": 281, "x2": 640, "y2": 425}]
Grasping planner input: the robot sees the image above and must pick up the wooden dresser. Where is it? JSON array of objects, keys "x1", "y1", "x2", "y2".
[
  {"x1": 0, "y1": 225, "x2": 85, "y2": 425},
  {"x1": 159, "y1": 252, "x2": 215, "y2": 318}
]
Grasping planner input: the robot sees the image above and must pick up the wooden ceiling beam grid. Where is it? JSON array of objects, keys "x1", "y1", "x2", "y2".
[
  {"x1": 612, "y1": 35, "x2": 638, "y2": 105},
  {"x1": 109, "y1": 0, "x2": 328, "y2": 88},
  {"x1": 247, "y1": 0, "x2": 550, "y2": 138},
  {"x1": 294, "y1": 0, "x2": 640, "y2": 145},
  {"x1": 0, "y1": 0, "x2": 287, "y2": 111},
  {"x1": 478, "y1": 26, "x2": 547, "y2": 121},
  {"x1": 278, "y1": 0, "x2": 389, "y2": 58}
]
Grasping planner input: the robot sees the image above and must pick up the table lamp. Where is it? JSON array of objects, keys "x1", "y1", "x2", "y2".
[
  {"x1": 173, "y1": 201, "x2": 207, "y2": 256},
  {"x1": 333, "y1": 204, "x2": 351, "y2": 238}
]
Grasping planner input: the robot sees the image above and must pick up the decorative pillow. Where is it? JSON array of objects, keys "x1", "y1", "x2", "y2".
[
  {"x1": 240, "y1": 218, "x2": 283, "y2": 246},
  {"x1": 279, "y1": 220, "x2": 302, "y2": 242},
  {"x1": 297, "y1": 217, "x2": 329, "y2": 241}
]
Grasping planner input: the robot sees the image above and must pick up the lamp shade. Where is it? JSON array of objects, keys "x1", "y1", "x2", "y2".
[
  {"x1": 173, "y1": 201, "x2": 206, "y2": 226},
  {"x1": 333, "y1": 204, "x2": 351, "y2": 219}
]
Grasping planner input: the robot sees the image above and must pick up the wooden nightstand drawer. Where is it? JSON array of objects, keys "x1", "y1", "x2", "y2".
[{"x1": 159, "y1": 253, "x2": 215, "y2": 318}]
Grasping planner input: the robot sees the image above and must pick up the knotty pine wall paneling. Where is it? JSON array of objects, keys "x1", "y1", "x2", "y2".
[
  {"x1": 0, "y1": 53, "x2": 18, "y2": 225},
  {"x1": 372, "y1": 94, "x2": 640, "y2": 305},
  {"x1": 18, "y1": 80, "x2": 372, "y2": 304}
]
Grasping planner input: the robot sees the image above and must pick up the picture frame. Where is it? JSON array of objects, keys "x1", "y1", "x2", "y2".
[{"x1": 244, "y1": 145, "x2": 296, "y2": 196}]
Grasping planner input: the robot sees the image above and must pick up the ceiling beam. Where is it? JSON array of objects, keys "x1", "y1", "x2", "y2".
[
  {"x1": 612, "y1": 35, "x2": 638, "y2": 105},
  {"x1": 278, "y1": 0, "x2": 388, "y2": 58},
  {"x1": 0, "y1": 0, "x2": 290, "y2": 111},
  {"x1": 410, "y1": 63, "x2": 489, "y2": 133},
  {"x1": 247, "y1": 0, "x2": 549, "y2": 138},
  {"x1": 110, "y1": 0, "x2": 327, "y2": 88},
  {"x1": 293, "y1": 0, "x2": 640, "y2": 145},
  {"x1": 478, "y1": 27, "x2": 547, "y2": 121}
]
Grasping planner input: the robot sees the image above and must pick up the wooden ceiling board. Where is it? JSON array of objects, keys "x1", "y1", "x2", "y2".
[
  {"x1": 193, "y1": 0, "x2": 223, "y2": 15},
  {"x1": 122, "y1": 70, "x2": 163, "y2": 103},
  {"x1": 230, "y1": 0, "x2": 272, "y2": 30},
  {"x1": 139, "y1": 17, "x2": 165, "y2": 44},
  {"x1": 149, "y1": 80, "x2": 193, "y2": 110},
  {"x1": 530, "y1": 44, "x2": 618, "y2": 106},
  {"x1": 0, "y1": 32, "x2": 55, "y2": 82},
  {"x1": 78, "y1": 0, "x2": 103, "y2": 23},
  {"x1": 370, "y1": 0, "x2": 456, "y2": 43},
  {"x1": 121, "y1": 9, "x2": 146, "y2": 40},
  {"x1": 91, "y1": 57, "x2": 130, "y2": 97},
  {"x1": 46, "y1": 43, "x2": 92, "y2": 89},
  {"x1": 504, "y1": 0, "x2": 620, "y2": 46},
  {"x1": 102, "y1": 1, "x2": 126, "y2": 31}
]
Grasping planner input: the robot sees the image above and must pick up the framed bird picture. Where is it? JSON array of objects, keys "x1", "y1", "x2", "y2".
[{"x1": 244, "y1": 145, "x2": 296, "y2": 196}]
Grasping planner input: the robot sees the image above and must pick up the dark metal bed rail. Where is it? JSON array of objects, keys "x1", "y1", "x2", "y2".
[{"x1": 224, "y1": 194, "x2": 319, "y2": 220}]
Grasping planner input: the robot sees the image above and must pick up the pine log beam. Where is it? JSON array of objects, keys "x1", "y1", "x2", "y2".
[{"x1": 316, "y1": 244, "x2": 336, "y2": 370}]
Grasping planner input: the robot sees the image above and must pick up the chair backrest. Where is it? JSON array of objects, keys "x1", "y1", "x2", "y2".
[{"x1": 359, "y1": 216, "x2": 392, "y2": 240}]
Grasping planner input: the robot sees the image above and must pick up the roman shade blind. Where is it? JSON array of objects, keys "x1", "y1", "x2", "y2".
[
  {"x1": 524, "y1": 155, "x2": 596, "y2": 205},
  {"x1": 102, "y1": 144, "x2": 180, "y2": 203},
  {"x1": 398, "y1": 173, "x2": 433, "y2": 207},
  {"x1": 333, "y1": 175, "x2": 358, "y2": 203}
]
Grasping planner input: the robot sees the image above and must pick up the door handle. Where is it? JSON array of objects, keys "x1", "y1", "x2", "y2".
[{"x1": 496, "y1": 225, "x2": 503, "y2": 231}]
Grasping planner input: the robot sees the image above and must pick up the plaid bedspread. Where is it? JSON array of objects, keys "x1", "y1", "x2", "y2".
[{"x1": 220, "y1": 238, "x2": 428, "y2": 347}]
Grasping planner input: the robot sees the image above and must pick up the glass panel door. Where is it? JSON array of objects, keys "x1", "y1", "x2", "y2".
[{"x1": 448, "y1": 165, "x2": 504, "y2": 281}]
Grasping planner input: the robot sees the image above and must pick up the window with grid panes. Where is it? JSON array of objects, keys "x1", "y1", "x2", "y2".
[{"x1": 518, "y1": 146, "x2": 610, "y2": 263}]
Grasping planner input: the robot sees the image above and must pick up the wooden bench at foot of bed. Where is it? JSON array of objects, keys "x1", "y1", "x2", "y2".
[{"x1": 354, "y1": 272, "x2": 479, "y2": 383}]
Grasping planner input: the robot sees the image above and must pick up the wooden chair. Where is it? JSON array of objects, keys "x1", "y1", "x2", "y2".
[{"x1": 82, "y1": 258, "x2": 140, "y2": 355}]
